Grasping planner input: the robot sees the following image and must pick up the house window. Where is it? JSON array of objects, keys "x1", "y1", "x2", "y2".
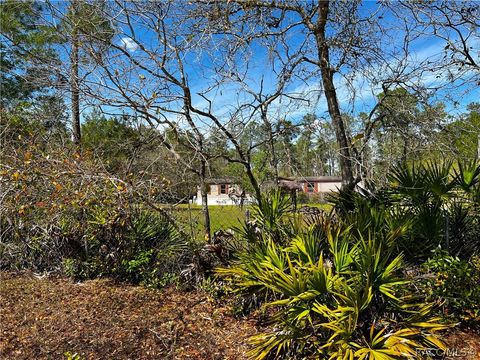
[
  {"x1": 220, "y1": 184, "x2": 227, "y2": 194},
  {"x1": 307, "y1": 182, "x2": 315, "y2": 193}
]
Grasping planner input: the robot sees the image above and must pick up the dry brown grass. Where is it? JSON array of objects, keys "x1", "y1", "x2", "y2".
[
  {"x1": 1, "y1": 272, "x2": 479, "y2": 360},
  {"x1": 443, "y1": 330, "x2": 480, "y2": 360},
  {"x1": 0, "y1": 272, "x2": 258, "y2": 360}
]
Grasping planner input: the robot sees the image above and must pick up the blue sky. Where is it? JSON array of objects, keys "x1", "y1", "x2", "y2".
[{"x1": 61, "y1": 0, "x2": 479, "y2": 129}]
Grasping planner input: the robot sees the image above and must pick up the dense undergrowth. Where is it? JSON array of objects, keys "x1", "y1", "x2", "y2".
[
  {"x1": 215, "y1": 161, "x2": 480, "y2": 359},
  {"x1": 1, "y1": 123, "x2": 479, "y2": 358},
  {"x1": 0, "y1": 125, "x2": 193, "y2": 287}
]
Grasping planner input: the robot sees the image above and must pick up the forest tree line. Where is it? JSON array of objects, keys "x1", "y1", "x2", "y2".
[{"x1": 1, "y1": 0, "x2": 479, "y2": 237}]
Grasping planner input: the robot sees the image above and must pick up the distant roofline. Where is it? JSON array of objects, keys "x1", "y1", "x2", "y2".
[
  {"x1": 205, "y1": 177, "x2": 237, "y2": 184},
  {"x1": 277, "y1": 179, "x2": 303, "y2": 190},
  {"x1": 205, "y1": 176, "x2": 342, "y2": 185},
  {"x1": 278, "y1": 176, "x2": 342, "y2": 183}
]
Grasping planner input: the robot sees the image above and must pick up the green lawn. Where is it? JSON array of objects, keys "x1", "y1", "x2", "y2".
[
  {"x1": 167, "y1": 202, "x2": 332, "y2": 241},
  {"x1": 170, "y1": 205, "x2": 248, "y2": 240},
  {"x1": 301, "y1": 203, "x2": 333, "y2": 211}
]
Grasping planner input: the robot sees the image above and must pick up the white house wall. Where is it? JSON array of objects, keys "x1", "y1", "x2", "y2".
[
  {"x1": 317, "y1": 181, "x2": 342, "y2": 192},
  {"x1": 195, "y1": 194, "x2": 254, "y2": 206},
  {"x1": 195, "y1": 180, "x2": 342, "y2": 206}
]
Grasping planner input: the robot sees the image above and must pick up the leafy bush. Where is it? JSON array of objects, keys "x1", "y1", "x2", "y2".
[
  {"x1": 0, "y1": 140, "x2": 191, "y2": 287},
  {"x1": 297, "y1": 192, "x2": 326, "y2": 205},
  {"x1": 218, "y1": 193, "x2": 450, "y2": 359},
  {"x1": 386, "y1": 161, "x2": 480, "y2": 259},
  {"x1": 329, "y1": 162, "x2": 480, "y2": 329},
  {"x1": 59, "y1": 210, "x2": 189, "y2": 287},
  {"x1": 329, "y1": 160, "x2": 480, "y2": 261},
  {"x1": 419, "y1": 249, "x2": 480, "y2": 324}
]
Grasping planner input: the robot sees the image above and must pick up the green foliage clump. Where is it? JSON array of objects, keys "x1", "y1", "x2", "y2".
[
  {"x1": 330, "y1": 160, "x2": 480, "y2": 261},
  {"x1": 419, "y1": 249, "x2": 480, "y2": 324},
  {"x1": 0, "y1": 135, "x2": 191, "y2": 288},
  {"x1": 81, "y1": 111, "x2": 142, "y2": 173},
  {"x1": 386, "y1": 161, "x2": 480, "y2": 259},
  {"x1": 59, "y1": 210, "x2": 188, "y2": 287},
  {"x1": 328, "y1": 159, "x2": 480, "y2": 326},
  {"x1": 217, "y1": 191, "x2": 450, "y2": 359}
]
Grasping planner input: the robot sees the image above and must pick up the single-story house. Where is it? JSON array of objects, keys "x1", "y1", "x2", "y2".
[
  {"x1": 195, "y1": 178, "x2": 253, "y2": 206},
  {"x1": 278, "y1": 176, "x2": 342, "y2": 194},
  {"x1": 195, "y1": 176, "x2": 342, "y2": 206}
]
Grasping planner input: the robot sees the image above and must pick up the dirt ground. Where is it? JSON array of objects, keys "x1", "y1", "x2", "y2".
[
  {"x1": 0, "y1": 272, "x2": 258, "y2": 360},
  {"x1": 1, "y1": 272, "x2": 479, "y2": 360}
]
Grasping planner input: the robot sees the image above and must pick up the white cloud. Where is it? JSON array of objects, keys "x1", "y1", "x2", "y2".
[{"x1": 120, "y1": 37, "x2": 138, "y2": 52}]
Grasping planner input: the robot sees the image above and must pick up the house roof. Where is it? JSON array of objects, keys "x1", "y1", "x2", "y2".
[
  {"x1": 279, "y1": 176, "x2": 342, "y2": 183},
  {"x1": 205, "y1": 176, "x2": 342, "y2": 186},
  {"x1": 205, "y1": 177, "x2": 237, "y2": 185},
  {"x1": 277, "y1": 179, "x2": 303, "y2": 190}
]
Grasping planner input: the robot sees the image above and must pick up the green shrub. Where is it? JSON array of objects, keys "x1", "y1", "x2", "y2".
[
  {"x1": 419, "y1": 249, "x2": 480, "y2": 324},
  {"x1": 0, "y1": 142, "x2": 191, "y2": 287},
  {"x1": 217, "y1": 193, "x2": 450, "y2": 359},
  {"x1": 296, "y1": 191, "x2": 309, "y2": 204},
  {"x1": 387, "y1": 161, "x2": 480, "y2": 259},
  {"x1": 328, "y1": 160, "x2": 480, "y2": 262},
  {"x1": 57, "y1": 209, "x2": 191, "y2": 287}
]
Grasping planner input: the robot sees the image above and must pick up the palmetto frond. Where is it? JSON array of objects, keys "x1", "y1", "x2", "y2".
[{"x1": 216, "y1": 191, "x2": 451, "y2": 359}]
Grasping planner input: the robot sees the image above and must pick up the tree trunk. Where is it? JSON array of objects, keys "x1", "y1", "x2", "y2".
[
  {"x1": 269, "y1": 132, "x2": 279, "y2": 183},
  {"x1": 200, "y1": 160, "x2": 211, "y2": 242},
  {"x1": 477, "y1": 134, "x2": 480, "y2": 160},
  {"x1": 261, "y1": 110, "x2": 279, "y2": 183},
  {"x1": 402, "y1": 136, "x2": 408, "y2": 163},
  {"x1": 245, "y1": 162, "x2": 262, "y2": 207},
  {"x1": 70, "y1": 0, "x2": 81, "y2": 146},
  {"x1": 315, "y1": 0, "x2": 354, "y2": 187},
  {"x1": 284, "y1": 141, "x2": 294, "y2": 177}
]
